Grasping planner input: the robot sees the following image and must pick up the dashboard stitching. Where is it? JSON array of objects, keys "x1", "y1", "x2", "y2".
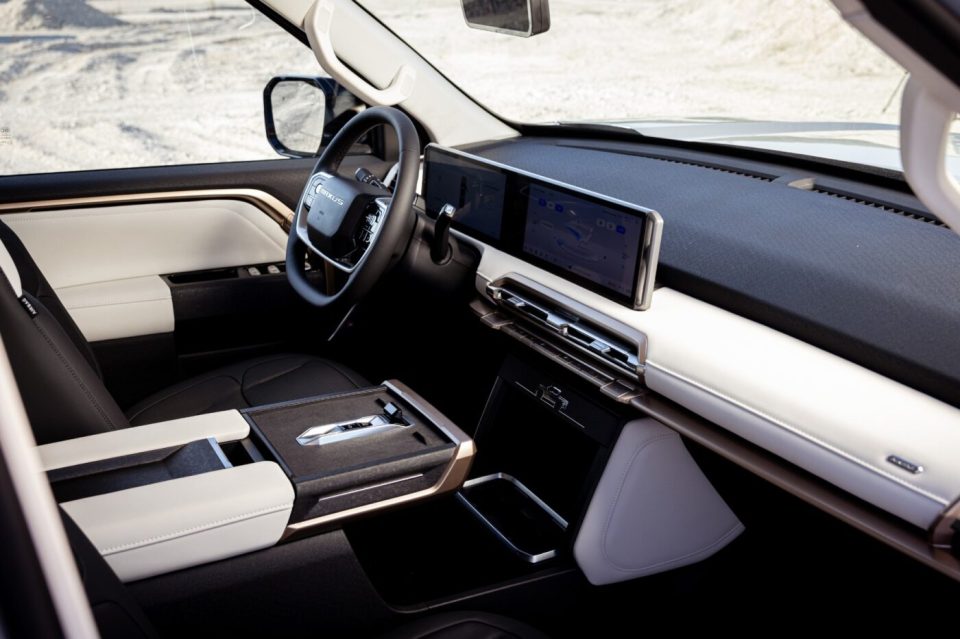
[{"x1": 646, "y1": 360, "x2": 948, "y2": 505}]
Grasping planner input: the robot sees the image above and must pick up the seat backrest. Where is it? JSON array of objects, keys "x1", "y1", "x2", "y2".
[{"x1": 0, "y1": 220, "x2": 128, "y2": 444}]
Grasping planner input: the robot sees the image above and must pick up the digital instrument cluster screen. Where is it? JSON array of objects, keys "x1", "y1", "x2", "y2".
[
  {"x1": 423, "y1": 150, "x2": 506, "y2": 242},
  {"x1": 422, "y1": 145, "x2": 662, "y2": 309}
]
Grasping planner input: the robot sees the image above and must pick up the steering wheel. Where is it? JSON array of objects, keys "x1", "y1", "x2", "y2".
[{"x1": 286, "y1": 106, "x2": 421, "y2": 307}]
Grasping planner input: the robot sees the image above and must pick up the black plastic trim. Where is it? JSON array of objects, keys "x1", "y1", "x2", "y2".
[{"x1": 861, "y1": 0, "x2": 960, "y2": 92}]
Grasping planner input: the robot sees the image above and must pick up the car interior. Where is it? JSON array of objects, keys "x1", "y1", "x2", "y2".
[{"x1": 2, "y1": 0, "x2": 960, "y2": 636}]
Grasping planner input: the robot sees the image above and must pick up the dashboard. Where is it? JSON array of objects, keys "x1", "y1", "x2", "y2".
[{"x1": 419, "y1": 138, "x2": 960, "y2": 550}]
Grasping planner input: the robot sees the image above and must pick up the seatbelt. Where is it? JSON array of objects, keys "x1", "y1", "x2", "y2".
[{"x1": 0, "y1": 238, "x2": 38, "y2": 317}]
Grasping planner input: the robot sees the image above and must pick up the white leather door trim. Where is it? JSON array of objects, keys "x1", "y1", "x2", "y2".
[
  {"x1": 467, "y1": 237, "x2": 960, "y2": 529},
  {"x1": 3, "y1": 199, "x2": 288, "y2": 342},
  {"x1": 61, "y1": 461, "x2": 294, "y2": 583},
  {"x1": 56, "y1": 275, "x2": 174, "y2": 342},
  {"x1": 574, "y1": 418, "x2": 743, "y2": 584},
  {"x1": 2, "y1": 199, "x2": 287, "y2": 289},
  {"x1": 38, "y1": 409, "x2": 250, "y2": 472}
]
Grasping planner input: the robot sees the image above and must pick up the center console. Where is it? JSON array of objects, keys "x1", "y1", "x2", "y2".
[
  {"x1": 39, "y1": 379, "x2": 474, "y2": 582},
  {"x1": 244, "y1": 380, "x2": 474, "y2": 540}
]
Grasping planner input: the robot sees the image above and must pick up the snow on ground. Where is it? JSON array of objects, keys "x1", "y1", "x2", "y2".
[{"x1": 0, "y1": 0, "x2": 908, "y2": 175}]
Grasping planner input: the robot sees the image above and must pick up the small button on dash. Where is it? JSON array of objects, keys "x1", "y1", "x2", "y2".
[{"x1": 247, "y1": 267, "x2": 261, "y2": 276}]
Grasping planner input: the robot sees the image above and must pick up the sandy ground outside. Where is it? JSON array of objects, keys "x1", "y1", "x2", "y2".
[{"x1": 0, "y1": 0, "x2": 909, "y2": 175}]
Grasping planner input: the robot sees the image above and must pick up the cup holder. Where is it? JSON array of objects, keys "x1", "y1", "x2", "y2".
[{"x1": 456, "y1": 473, "x2": 568, "y2": 564}]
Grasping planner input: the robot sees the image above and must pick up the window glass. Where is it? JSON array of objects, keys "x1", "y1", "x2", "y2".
[{"x1": 0, "y1": 0, "x2": 323, "y2": 175}]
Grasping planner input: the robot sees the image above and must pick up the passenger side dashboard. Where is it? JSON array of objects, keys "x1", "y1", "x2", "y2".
[{"x1": 425, "y1": 139, "x2": 960, "y2": 578}]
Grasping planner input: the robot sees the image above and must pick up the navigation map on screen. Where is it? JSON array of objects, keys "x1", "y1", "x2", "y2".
[{"x1": 522, "y1": 184, "x2": 644, "y2": 297}]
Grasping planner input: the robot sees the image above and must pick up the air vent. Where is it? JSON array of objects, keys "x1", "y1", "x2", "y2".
[
  {"x1": 810, "y1": 187, "x2": 947, "y2": 229},
  {"x1": 634, "y1": 154, "x2": 776, "y2": 181},
  {"x1": 485, "y1": 283, "x2": 642, "y2": 379},
  {"x1": 557, "y1": 143, "x2": 777, "y2": 181}
]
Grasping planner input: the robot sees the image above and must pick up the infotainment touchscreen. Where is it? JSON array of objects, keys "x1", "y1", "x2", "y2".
[
  {"x1": 422, "y1": 144, "x2": 663, "y2": 310},
  {"x1": 522, "y1": 184, "x2": 646, "y2": 298}
]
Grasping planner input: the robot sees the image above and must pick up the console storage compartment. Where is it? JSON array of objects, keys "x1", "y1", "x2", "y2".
[
  {"x1": 38, "y1": 409, "x2": 294, "y2": 583},
  {"x1": 243, "y1": 379, "x2": 475, "y2": 538}
]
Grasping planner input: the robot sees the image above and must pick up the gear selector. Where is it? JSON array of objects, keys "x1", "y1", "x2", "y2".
[{"x1": 296, "y1": 401, "x2": 411, "y2": 447}]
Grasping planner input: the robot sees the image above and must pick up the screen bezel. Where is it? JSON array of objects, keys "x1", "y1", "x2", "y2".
[{"x1": 422, "y1": 144, "x2": 663, "y2": 310}]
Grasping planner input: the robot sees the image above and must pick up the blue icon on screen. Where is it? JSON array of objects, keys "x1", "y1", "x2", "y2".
[
  {"x1": 555, "y1": 204, "x2": 563, "y2": 212},
  {"x1": 616, "y1": 225, "x2": 626, "y2": 234},
  {"x1": 538, "y1": 198, "x2": 546, "y2": 207}
]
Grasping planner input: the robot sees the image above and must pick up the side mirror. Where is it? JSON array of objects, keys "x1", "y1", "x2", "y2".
[
  {"x1": 461, "y1": 0, "x2": 550, "y2": 38},
  {"x1": 263, "y1": 76, "x2": 364, "y2": 158}
]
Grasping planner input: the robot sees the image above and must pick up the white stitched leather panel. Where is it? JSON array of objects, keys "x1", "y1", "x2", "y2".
[
  {"x1": 56, "y1": 276, "x2": 174, "y2": 341},
  {"x1": 574, "y1": 418, "x2": 743, "y2": 584},
  {"x1": 3, "y1": 199, "x2": 287, "y2": 342},
  {"x1": 61, "y1": 462, "x2": 293, "y2": 582}
]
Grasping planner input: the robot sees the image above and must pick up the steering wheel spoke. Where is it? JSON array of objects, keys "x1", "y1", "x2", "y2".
[{"x1": 286, "y1": 107, "x2": 420, "y2": 307}]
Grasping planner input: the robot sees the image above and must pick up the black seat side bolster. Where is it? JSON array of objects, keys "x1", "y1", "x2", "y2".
[
  {"x1": 61, "y1": 509, "x2": 158, "y2": 639},
  {"x1": 0, "y1": 286, "x2": 128, "y2": 444},
  {"x1": 0, "y1": 220, "x2": 102, "y2": 378}
]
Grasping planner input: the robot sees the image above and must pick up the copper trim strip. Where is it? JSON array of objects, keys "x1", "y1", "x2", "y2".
[
  {"x1": 931, "y1": 498, "x2": 960, "y2": 549},
  {"x1": 0, "y1": 189, "x2": 295, "y2": 231}
]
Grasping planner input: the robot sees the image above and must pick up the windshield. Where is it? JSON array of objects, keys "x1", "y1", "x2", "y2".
[{"x1": 358, "y1": 0, "x2": 960, "y2": 173}]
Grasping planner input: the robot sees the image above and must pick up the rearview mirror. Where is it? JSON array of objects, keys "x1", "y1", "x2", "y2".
[
  {"x1": 263, "y1": 76, "x2": 365, "y2": 158},
  {"x1": 461, "y1": 0, "x2": 550, "y2": 38}
]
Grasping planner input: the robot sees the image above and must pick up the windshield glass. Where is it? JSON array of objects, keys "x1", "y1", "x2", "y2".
[{"x1": 358, "y1": 0, "x2": 956, "y2": 173}]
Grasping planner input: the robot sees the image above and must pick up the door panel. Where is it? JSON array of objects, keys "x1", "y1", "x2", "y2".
[
  {"x1": 2, "y1": 199, "x2": 288, "y2": 342},
  {"x1": 0, "y1": 157, "x2": 388, "y2": 407}
]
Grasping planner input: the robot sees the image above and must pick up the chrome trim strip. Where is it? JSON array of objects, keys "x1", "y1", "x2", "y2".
[
  {"x1": 0, "y1": 189, "x2": 295, "y2": 231},
  {"x1": 486, "y1": 281, "x2": 643, "y2": 378},
  {"x1": 647, "y1": 359, "x2": 949, "y2": 506},
  {"x1": 206, "y1": 437, "x2": 233, "y2": 470},
  {"x1": 425, "y1": 143, "x2": 663, "y2": 310},
  {"x1": 463, "y1": 473, "x2": 568, "y2": 528}
]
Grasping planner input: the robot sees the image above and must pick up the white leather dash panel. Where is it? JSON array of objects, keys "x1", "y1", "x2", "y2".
[
  {"x1": 61, "y1": 462, "x2": 294, "y2": 583},
  {"x1": 469, "y1": 238, "x2": 960, "y2": 529},
  {"x1": 574, "y1": 419, "x2": 743, "y2": 584},
  {"x1": 3, "y1": 199, "x2": 287, "y2": 342},
  {"x1": 38, "y1": 410, "x2": 250, "y2": 472},
  {"x1": 56, "y1": 276, "x2": 174, "y2": 342}
]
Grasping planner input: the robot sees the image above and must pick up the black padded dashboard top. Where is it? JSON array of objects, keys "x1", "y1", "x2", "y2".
[{"x1": 459, "y1": 137, "x2": 960, "y2": 408}]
